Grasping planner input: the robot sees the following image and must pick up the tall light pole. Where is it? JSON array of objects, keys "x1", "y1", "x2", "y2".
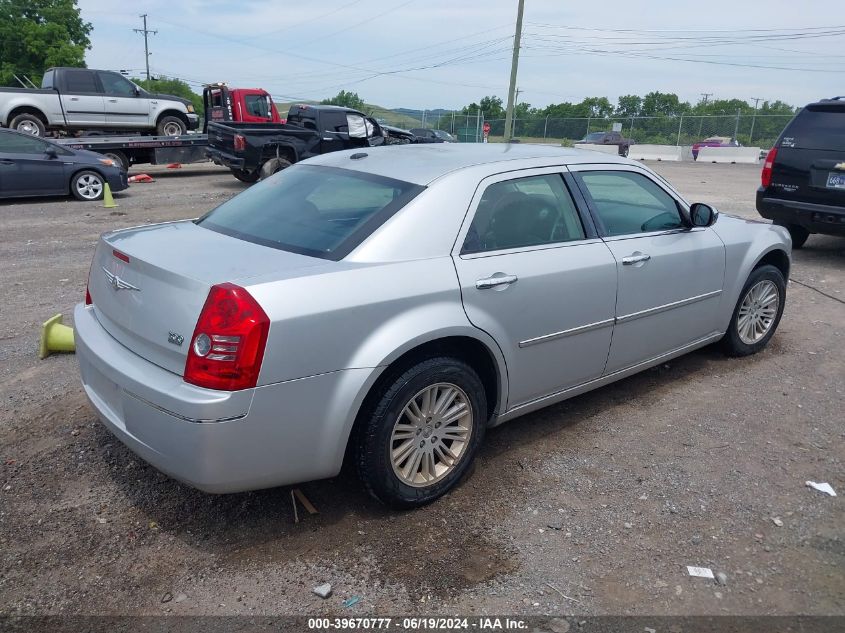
[
  {"x1": 134, "y1": 14, "x2": 157, "y2": 81},
  {"x1": 503, "y1": 0, "x2": 525, "y2": 142},
  {"x1": 749, "y1": 97, "x2": 762, "y2": 144}
]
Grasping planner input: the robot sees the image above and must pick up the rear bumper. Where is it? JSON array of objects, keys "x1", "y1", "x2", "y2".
[
  {"x1": 756, "y1": 190, "x2": 845, "y2": 236},
  {"x1": 74, "y1": 303, "x2": 373, "y2": 493},
  {"x1": 206, "y1": 147, "x2": 245, "y2": 171}
]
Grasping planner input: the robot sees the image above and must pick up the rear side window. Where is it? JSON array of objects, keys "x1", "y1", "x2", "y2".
[
  {"x1": 197, "y1": 165, "x2": 423, "y2": 260},
  {"x1": 782, "y1": 106, "x2": 845, "y2": 151},
  {"x1": 63, "y1": 69, "x2": 100, "y2": 94},
  {"x1": 579, "y1": 171, "x2": 683, "y2": 236},
  {"x1": 462, "y1": 174, "x2": 585, "y2": 254}
]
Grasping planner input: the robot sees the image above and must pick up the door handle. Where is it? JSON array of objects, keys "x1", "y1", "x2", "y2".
[
  {"x1": 0, "y1": 160, "x2": 14, "y2": 165},
  {"x1": 69, "y1": 97, "x2": 79, "y2": 101},
  {"x1": 108, "y1": 99, "x2": 118, "y2": 103},
  {"x1": 476, "y1": 274, "x2": 518, "y2": 289},
  {"x1": 622, "y1": 253, "x2": 651, "y2": 265}
]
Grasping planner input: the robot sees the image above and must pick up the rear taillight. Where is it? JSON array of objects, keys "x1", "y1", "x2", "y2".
[
  {"x1": 184, "y1": 283, "x2": 269, "y2": 391},
  {"x1": 85, "y1": 286, "x2": 92, "y2": 306},
  {"x1": 761, "y1": 147, "x2": 778, "y2": 188},
  {"x1": 233, "y1": 134, "x2": 246, "y2": 152}
]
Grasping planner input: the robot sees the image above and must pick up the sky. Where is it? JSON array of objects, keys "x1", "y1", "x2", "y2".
[{"x1": 77, "y1": 0, "x2": 843, "y2": 112}]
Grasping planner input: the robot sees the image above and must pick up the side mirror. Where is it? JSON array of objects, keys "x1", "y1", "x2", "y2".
[
  {"x1": 45, "y1": 147, "x2": 58, "y2": 159},
  {"x1": 690, "y1": 202, "x2": 718, "y2": 227}
]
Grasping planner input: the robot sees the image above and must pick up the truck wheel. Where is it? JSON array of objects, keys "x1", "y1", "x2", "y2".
[
  {"x1": 775, "y1": 222, "x2": 810, "y2": 249},
  {"x1": 71, "y1": 170, "x2": 105, "y2": 201},
  {"x1": 157, "y1": 116, "x2": 187, "y2": 137},
  {"x1": 102, "y1": 151, "x2": 129, "y2": 172},
  {"x1": 231, "y1": 169, "x2": 260, "y2": 183},
  {"x1": 10, "y1": 113, "x2": 46, "y2": 136},
  {"x1": 259, "y1": 157, "x2": 292, "y2": 180}
]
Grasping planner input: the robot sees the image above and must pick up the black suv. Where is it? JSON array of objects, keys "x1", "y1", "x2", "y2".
[{"x1": 756, "y1": 97, "x2": 845, "y2": 248}]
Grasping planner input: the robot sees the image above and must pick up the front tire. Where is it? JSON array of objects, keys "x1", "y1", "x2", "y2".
[
  {"x1": 71, "y1": 170, "x2": 105, "y2": 201},
  {"x1": 10, "y1": 113, "x2": 46, "y2": 136},
  {"x1": 156, "y1": 115, "x2": 187, "y2": 136},
  {"x1": 721, "y1": 265, "x2": 786, "y2": 357},
  {"x1": 356, "y1": 357, "x2": 487, "y2": 509}
]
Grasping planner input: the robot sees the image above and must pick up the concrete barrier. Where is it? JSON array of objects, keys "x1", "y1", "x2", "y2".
[
  {"x1": 629, "y1": 144, "x2": 686, "y2": 162},
  {"x1": 697, "y1": 146, "x2": 761, "y2": 164},
  {"x1": 574, "y1": 143, "x2": 621, "y2": 155}
]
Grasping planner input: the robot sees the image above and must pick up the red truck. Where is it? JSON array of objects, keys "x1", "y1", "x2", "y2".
[{"x1": 203, "y1": 83, "x2": 284, "y2": 127}]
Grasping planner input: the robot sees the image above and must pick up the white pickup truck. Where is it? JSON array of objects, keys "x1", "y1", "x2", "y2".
[{"x1": 0, "y1": 67, "x2": 199, "y2": 137}]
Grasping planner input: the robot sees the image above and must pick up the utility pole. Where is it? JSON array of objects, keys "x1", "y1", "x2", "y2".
[
  {"x1": 503, "y1": 0, "x2": 525, "y2": 142},
  {"x1": 749, "y1": 97, "x2": 762, "y2": 144},
  {"x1": 700, "y1": 92, "x2": 713, "y2": 105},
  {"x1": 512, "y1": 87, "x2": 522, "y2": 138},
  {"x1": 134, "y1": 14, "x2": 157, "y2": 81}
]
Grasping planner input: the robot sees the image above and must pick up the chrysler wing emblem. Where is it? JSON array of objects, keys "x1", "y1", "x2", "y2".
[{"x1": 102, "y1": 267, "x2": 140, "y2": 292}]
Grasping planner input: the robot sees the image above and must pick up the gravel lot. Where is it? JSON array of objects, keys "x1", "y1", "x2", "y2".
[{"x1": 0, "y1": 158, "x2": 842, "y2": 617}]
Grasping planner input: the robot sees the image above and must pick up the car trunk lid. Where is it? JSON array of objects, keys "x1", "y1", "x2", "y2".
[{"x1": 89, "y1": 220, "x2": 323, "y2": 375}]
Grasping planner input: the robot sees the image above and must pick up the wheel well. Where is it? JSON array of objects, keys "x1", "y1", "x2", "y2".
[
  {"x1": 261, "y1": 145, "x2": 296, "y2": 164},
  {"x1": 755, "y1": 249, "x2": 790, "y2": 280},
  {"x1": 156, "y1": 110, "x2": 188, "y2": 126},
  {"x1": 347, "y1": 336, "x2": 501, "y2": 452},
  {"x1": 8, "y1": 106, "x2": 47, "y2": 125}
]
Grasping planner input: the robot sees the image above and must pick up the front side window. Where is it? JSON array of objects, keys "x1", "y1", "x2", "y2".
[
  {"x1": 579, "y1": 171, "x2": 684, "y2": 236},
  {"x1": 462, "y1": 174, "x2": 586, "y2": 254},
  {"x1": 244, "y1": 94, "x2": 271, "y2": 118},
  {"x1": 98, "y1": 72, "x2": 136, "y2": 97},
  {"x1": 197, "y1": 165, "x2": 423, "y2": 260},
  {"x1": 0, "y1": 133, "x2": 51, "y2": 155}
]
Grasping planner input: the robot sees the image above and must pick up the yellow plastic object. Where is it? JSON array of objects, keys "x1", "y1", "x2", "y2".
[
  {"x1": 39, "y1": 314, "x2": 75, "y2": 359},
  {"x1": 102, "y1": 182, "x2": 117, "y2": 208}
]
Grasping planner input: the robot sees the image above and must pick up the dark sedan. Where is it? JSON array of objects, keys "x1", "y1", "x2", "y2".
[
  {"x1": 0, "y1": 128, "x2": 128, "y2": 201},
  {"x1": 411, "y1": 128, "x2": 456, "y2": 143}
]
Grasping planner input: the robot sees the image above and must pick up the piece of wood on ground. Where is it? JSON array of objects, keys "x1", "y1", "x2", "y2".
[{"x1": 292, "y1": 488, "x2": 319, "y2": 514}]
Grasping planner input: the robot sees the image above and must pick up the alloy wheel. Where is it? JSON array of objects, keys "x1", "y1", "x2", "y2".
[
  {"x1": 737, "y1": 280, "x2": 780, "y2": 344},
  {"x1": 75, "y1": 174, "x2": 104, "y2": 200},
  {"x1": 389, "y1": 382, "x2": 473, "y2": 487}
]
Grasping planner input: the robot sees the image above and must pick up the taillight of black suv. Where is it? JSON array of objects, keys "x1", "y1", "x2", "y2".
[{"x1": 756, "y1": 97, "x2": 845, "y2": 248}]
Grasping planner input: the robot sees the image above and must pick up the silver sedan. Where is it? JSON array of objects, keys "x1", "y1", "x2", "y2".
[{"x1": 75, "y1": 144, "x2": 791, "y2": 508}]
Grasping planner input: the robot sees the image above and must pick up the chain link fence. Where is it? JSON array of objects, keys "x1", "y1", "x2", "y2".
[{"x1": 375, "y1": 110, "x2": 794, "y2": 148}]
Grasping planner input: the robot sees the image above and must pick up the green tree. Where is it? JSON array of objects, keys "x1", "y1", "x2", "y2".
[
  {"x1": 133, "y1": 77, "x2": 203, "y2": 117},
  {"x1": 0, "y1": 0, "x2": 92, "y2": 87},
  {"x1": 616, "y1": 94, "x2": 643, "y2": 117},
  {"x1": 641, "y1": 91, "x2": 689, "y2": 116},
  {"x1": 321, "y1": 90, "x2": 365, "y2": 110}
]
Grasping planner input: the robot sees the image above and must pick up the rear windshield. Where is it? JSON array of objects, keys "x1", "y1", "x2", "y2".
[
  {"x1": 196, "y1": 165, "x2": 423, "y2": 260},
  {"x1": 782, "y1": 106, "x2": 845, "y2": 151}
]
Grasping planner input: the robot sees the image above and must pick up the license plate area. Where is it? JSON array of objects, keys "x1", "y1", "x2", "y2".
[{"x1": 826, "y1": 172, "x2": 845, "y2": 190}]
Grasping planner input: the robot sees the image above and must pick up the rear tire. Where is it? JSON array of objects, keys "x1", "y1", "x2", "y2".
[
  {"x1": 102, "y1": 150, "x2": 129, "y2": 172},
  {"x1": 10, "y1": 113, "x2": 46, "y2": 136},
  {"x1": 356, "y1": 356, "x2": 487, "y2": 509},
  {"x1": 775, "y1": 222, "x2": 810, "y2": 249},
  {"x1": 231, "y1": 168, "x2": 260, "y2": 183},
  {"x1": 721, "y1": 265, "x2": 786, "y2": 357},
  {"x1": 156, "y1": 115, "x2": 187, "y2": 136},
  {"x1": 70, "y1": 170, "x2": 105, "y2": 201},
  {"x1": 259, "y1": 157, "x2": 292, "y2": 180}
]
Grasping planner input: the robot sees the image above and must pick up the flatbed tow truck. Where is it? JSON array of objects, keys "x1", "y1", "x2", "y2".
[{"x1": 52, "y1": 83, "x2": 283, "y2": 171}]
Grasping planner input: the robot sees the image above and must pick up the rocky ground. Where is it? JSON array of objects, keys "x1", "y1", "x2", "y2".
[{"x1": 0, "y1": 160, "x2": 842, "y2": 618}]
